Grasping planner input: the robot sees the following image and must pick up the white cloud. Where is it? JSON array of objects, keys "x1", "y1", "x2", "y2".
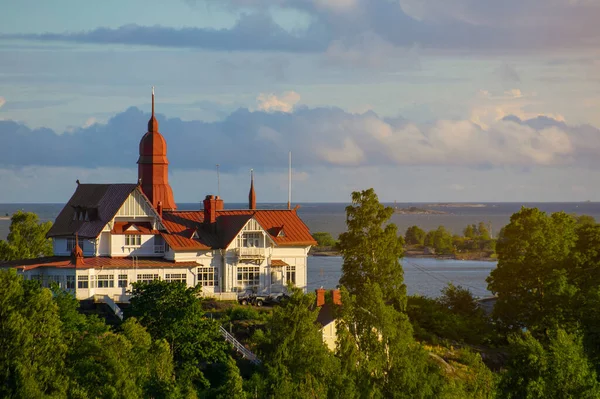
[
  {"x1": 313, "y1": 0, "x2": 358, "y2": 13},
  {"x1": 318, "y1": 137, "x2": 365, "y2": 165},
  {"x1": 82, "y1": 117, "x2": 97, "y2": 128},
  {"x1": 256, "y1": 91, "x2": 301, "y2": 113},
  {"x1": 0, "y1": 97, "x2": 5, "y2": 109}
]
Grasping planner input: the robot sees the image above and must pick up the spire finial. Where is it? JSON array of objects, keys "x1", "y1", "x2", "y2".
[
  {"x1": 249, "y1": 168, "x2": 256, "y2": 210},
  {"x1": 152, "y1": 86, "x2": 155, "y2": 117}
]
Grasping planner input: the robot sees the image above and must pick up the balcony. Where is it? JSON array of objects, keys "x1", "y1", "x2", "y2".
[{"x1": 236, "y1": 247, "x2": 265, "y2": 260}]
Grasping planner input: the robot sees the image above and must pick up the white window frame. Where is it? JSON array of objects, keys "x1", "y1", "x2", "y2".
[
  {"x1": 125, "y1": 234, "x2": 142, "y2": 247},
  {"x1": 197, "y1": 267, "x2": 218, "y2": 287},
  {"x1": 96, "y1": 274, "x2": 114, "y2": 288},
  {"x1": 118, "y1": 274, "x2": 128, "y2": 288},
  {"x1": 165, "y1": 273, "x2": 187, "y2": 284},
  {"x1": 77, "y1": 275, "x2": 89, "y2": 289},
  {"x1": 137, "y1": 274, "x2": 159, "y2": 284},
  {"x1": 237, "y1": 266, "x2": 260, "y2": 287},
  {"x1": 286, "y1": 265, "x2": 296, "y2": 285}
]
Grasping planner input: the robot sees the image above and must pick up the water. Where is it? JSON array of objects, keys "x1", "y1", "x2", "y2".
[
  {"x1": 1, "y1": 201, "x2": 595, "y2": 299},
  {"x1": 307, "y1": 256, "x2": 496, "y2": 298}
]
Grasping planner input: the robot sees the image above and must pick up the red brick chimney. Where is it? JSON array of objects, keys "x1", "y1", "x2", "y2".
[
  {"x1": 157, "y1": 201, "x2": 163, "y2": 218},
  {"x1": 215, "y1": 196, "x2": 224, "y2": 211},
  {"x1": 316, "y1": 288, "x2": 326, "y2": 307},
  {"x1": 331, "y1": 289, "x2": 342, "y2": 306},
  {"x1": 70, "y1": 233, "x2": 85, "y2": 267},
  {"x1": 203, "y1": 195, "x2": 217, "y2": 225}
]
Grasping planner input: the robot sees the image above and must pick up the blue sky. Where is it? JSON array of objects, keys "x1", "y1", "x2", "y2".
[{"x1": 1, "y1": 0, "x2": 600, "y2": 203}]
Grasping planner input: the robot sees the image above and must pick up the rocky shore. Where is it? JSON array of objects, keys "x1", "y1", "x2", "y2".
[{"x1": 310, "y1": 248, "x2": 496, "y2": 262}]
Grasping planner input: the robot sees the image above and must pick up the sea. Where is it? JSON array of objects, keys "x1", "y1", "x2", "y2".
[{"x1": 2, "y1": 201, "x2": 599, "y2": 298}]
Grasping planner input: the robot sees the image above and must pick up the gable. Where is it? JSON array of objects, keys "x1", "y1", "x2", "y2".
[
  {"x1": 225, "y1": 217, "x2": 275, "y2": 249},
  {"x1": 117, "y1": 188, "x2": 156, "y2": 218}
]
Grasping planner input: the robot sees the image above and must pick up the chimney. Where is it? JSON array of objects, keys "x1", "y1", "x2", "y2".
[
  {"x1": 249, "y1": 169, "x2": 256, "y2": 210},
  {"x1": 157, "y1": 201, "x2": 163, "y2": 218},
  {"x1": 70, "y1": 233, "x2": 85, "y2": 267},
  {"x1": 203, "y1": 195, "x2": 217, "y2": 225},
  {"x1": 331, "y1": 289, "x2": 342, "y2": 306},
  {"x1": 215, "y1": 196, "x2": 224, "y2": 211},
  {"x1": 316, "y1": 288, "x2": 326, "y2": 307}
]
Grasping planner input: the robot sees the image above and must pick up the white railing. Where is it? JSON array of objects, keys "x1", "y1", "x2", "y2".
[
  {"x1": 236, "y1": 247, "x2": 265, "y2": 259},
  {"x1": 219, "y1": 326, "x2": 261, "y2": 365},
  {"x1": 154, "y1": 245, "x2": 165, "y2": 253}
]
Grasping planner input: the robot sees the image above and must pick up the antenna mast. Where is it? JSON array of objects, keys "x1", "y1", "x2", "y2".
[
  {"x1": 216, "y1": 164, "x2": 220, "y2": 197},
  {"x1": 287, "y1": 151, "x2": 292, "y2": 209}
]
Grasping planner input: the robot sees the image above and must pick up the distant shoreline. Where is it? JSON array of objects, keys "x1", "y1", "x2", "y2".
[{"x1": 310, "y1": 249, "x2": 496, "y2": 262}]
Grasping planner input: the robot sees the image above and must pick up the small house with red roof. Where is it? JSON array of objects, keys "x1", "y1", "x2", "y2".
[{"x1": 1, "y1": 90, "x2": 316, "y2": 301}]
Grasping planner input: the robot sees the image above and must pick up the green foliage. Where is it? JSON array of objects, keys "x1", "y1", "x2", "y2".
[
  {"x1": 487, "y1": 207, "x2": 579, "y2": 335},
  {"x1": 498, "y1": 329, "x2": 600, "y2": 399},
  {"x1": 338, "y1": 188, "x2": 406, "y2": 308},
  {"x1": 311, "y1": 231, "x2": 337, "y2": 247},
  {"x1": 405, "y1": 225, "x2": 426, "y2": 246},
  {"x1": 407, "y1": 292, "x2": 492, "y2": 346},
  {"x1": 254, "y1": 287, "x2": 346, "y2": 398},
  {"x1": 0, "y1": 269, "x2": 67, "y2": 398},
  {"x1": 128, "y1": 280, "x2": 228, "y2": 392},
  {"x1": 425, "y1": 226, "x2": 455, "y2": 255},
  {"x1": 576, "y1": 214, "x2": 596, "y2": 227},
  {"x1": 0, "y1": 210, "x2": 53, "y2": 261}
]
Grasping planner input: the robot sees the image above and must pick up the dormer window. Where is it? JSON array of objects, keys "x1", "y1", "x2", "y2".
[
  {"x1": 278, "y1": 228, "x2": 285, "y2": 238},
  {"x1": 191, "y1": 230, "x2": 199, "y2": 239}
]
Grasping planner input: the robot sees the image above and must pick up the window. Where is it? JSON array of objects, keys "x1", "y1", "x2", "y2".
[
  {"x1": 78, "y1": 275, "x2": 89, "y2": 289},
  {"x1": 125, "y1": 235, "x2": 141, "y2": 246},
  {"x1": 166, "y1": 273, "x2": 187, "y2": 284},
  {"x1": 66, "y1": 275, "x2": 75, "y2": 290},
  {"x1": 137, "y1": 274, "x2": 159, "y2": 284},
  {"x1": 67, "y1": 237, "x2": 84, "y2": 252},
  {"x1": 286, "y1": 265, "x2": 296, "y2": 285},
  {"x1": 118, "y1": 274, "x2": 128, "y2": 288},
  {"x1": 46, "y1": 275, "x2": 61, "y2": 288},
  {"x1": 239, "y1": 232, "x2": 261, "y2": 248},
  {"x1": 237, "y1": 266, "x2": 260, "y2": 287},
  {"x1": 97, "y1": 274, "x2": 114, "y2": 288},
  {"x1": 197, "y1": 267, "x2": 218, "y2": 287}
]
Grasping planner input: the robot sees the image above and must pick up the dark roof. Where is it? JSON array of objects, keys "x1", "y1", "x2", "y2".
[
  {"x1": 46, "y1": 184, "x2": 139, "y2": 239},
  {"x1": 316, "y1": 302, "x2": 337, "y2": 327}
]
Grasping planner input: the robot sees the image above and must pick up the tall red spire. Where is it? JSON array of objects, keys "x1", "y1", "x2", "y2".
[
  {"x1": 137, "y1": 87, "x2": 177, "y2": 210},
  {"x1": 249, "y1": 169, "x2": 256, "y2": 210}
]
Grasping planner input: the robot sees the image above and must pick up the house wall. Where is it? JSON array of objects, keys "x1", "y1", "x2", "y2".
[
  {"x1": 53, "y1": 237, "x2": 96, "y2": 257},
  {"x1": 73, "y1": 266, "x2": 197, "y2": 301},
  {"x1": 109, "y1": 233, "x2": 162, "y2": 257},
  {"x1": 321, "y1": 320, "x2": 338, "y2": 352}
]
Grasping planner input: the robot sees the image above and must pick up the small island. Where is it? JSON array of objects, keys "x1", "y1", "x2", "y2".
[
  {"x1": 426, "y1": 203, "x2": 487, "y2": 208},
  {"x1": 395, "y1": 207, "x2": 447, "y2": 215}
]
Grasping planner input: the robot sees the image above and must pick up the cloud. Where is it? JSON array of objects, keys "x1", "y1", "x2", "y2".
[
  {"x1": 495, "y1": 63, "x2": 521, "y2": 84},
  {"x1": 256, "y1": 91, "x2": 301, "y2": 112},
  {"x1": 5, "y1": 0, "x2": 600, "y2": 54},
  {"x1": 3, "y1": 14, "x2": 327, "y2": 53},
  {"x1": 0, "y1": 97, "x2": 5, "y2": 109},
  {"x1": 1, "y1": 100, "x2": 599, "y2": 173}
]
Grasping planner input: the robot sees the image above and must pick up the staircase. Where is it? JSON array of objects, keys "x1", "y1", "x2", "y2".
[
  {"x1": 219, "y1": 326, "x2": 261, "y2": 365},
  {"x1": 93, "y1": 294, "x2": 124, "y2": 321}
]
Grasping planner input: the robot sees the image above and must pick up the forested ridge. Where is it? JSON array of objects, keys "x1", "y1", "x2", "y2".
[{"x1": 2, "y1": 189, "x2": 600, "y2": 398}]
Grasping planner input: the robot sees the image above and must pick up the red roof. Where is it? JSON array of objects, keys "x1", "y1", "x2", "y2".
[
  {"x1": 1, "y1": 256, "x2": 200, "y2": 271},
  {"x1": 111, "y1": 221, "x2": 158, "y2": 235},
  {"x1": 160, "y1": 209, "x2": 316, "y2": 250},
  {"x1": 218, "y1": 209, "x2": 317, "y2": 247},
  {"x1": 271, "y1": 259, "x2": 289, "y2": 267},
  {"x1": 160, "y1": 211, "x2": 214, "y2": 251}
]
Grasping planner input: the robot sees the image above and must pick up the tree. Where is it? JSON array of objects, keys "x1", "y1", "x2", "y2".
[
  {"x1": 463, "y1": 224, "x2": 476, "y2": 239},
  {"x1": 128, "y1": 280, "x2": 228, "y2": 391},
  {"x1": 405, "y1": 225, "x2": 426, "y2": 246},
  {"x1": 0, "y1": 210, "x2": 53, "y2": 261},
  {"x1": 576, "y1": 214, "x2": 596, "y2": 227},
  {"x1": 255, "y1": 287, "x2": 347, "y2": 398},
  {"x1": 311, "y1": 231, "x2": 337, "y2": 247},
  {"x1": 0, "y1": 269, "x2": 67, "y2": 398},
  {"x1": 425, "y1": 226, "x2": 454, "y2": 255},
  {"x1": 486, "y1": 207, "x2": 578, "y2": 334},
  {"x1": 338, "y1": 188, "x2": 406, "y2": 308},
  {"x1": 498, "y1": 329, "x2": 600, "y2": 399}
]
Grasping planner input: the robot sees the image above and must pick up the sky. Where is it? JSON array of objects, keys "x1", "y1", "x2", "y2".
[{"x1": 1, "y1": 0, "x2": 600, "y2": 203}]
